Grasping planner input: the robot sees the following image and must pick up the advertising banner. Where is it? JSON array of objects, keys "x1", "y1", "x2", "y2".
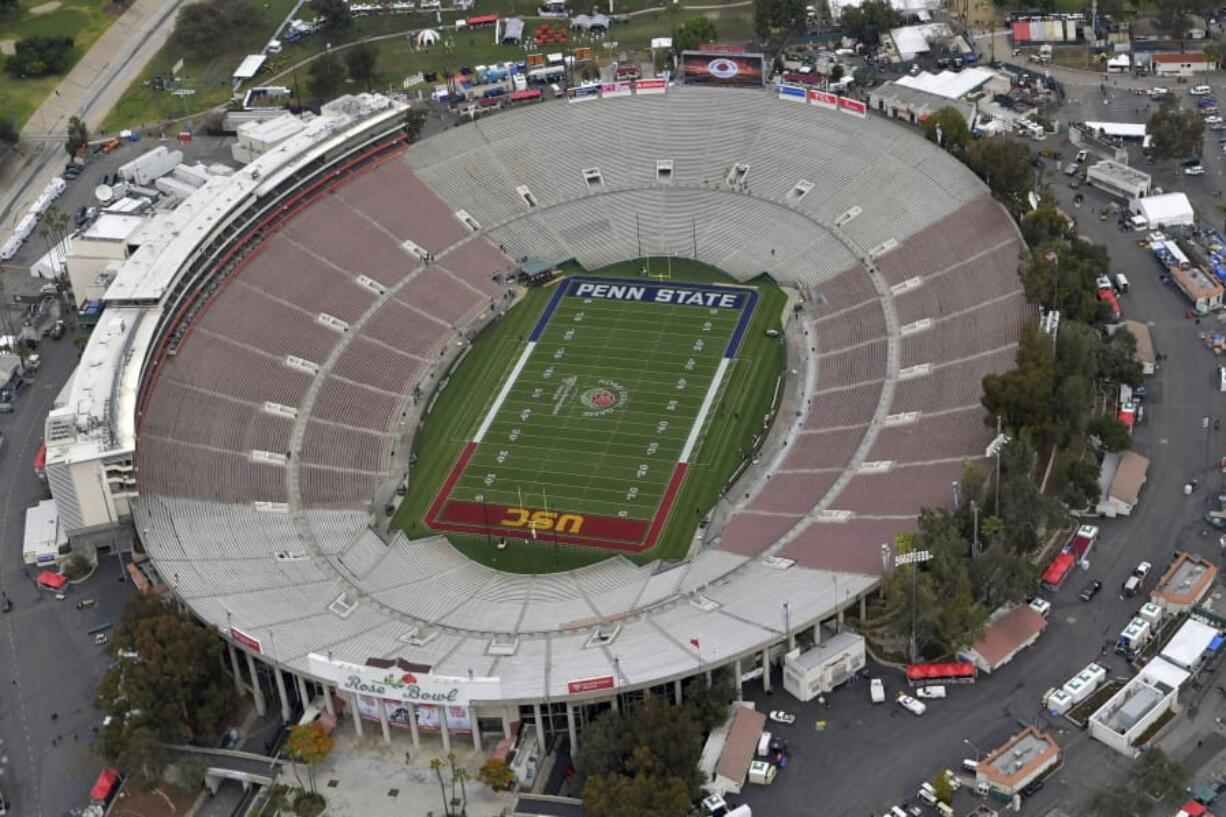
[
  {"x1": 567, "y1": 675, "x2": 616, "y2": 694},
  {"x1": 356, "y1": 695, "x2": 474, "y2": 734},
  {"x1": 230, "y1": 626, "x2": 263, "y2": 653},
  {"x1": 308, "y1": 653, "x2": 501, "y2": 707},
  {"x1": 567, "y1": 84, "x2": 600, "y2": 103},
  {"x1": 808, "y1": 89, "x2": 838, "y2": 110},
  {"x1": 777, "y1": 84, "x2": 807, "y2": 102},
  {"x1": 680, "y1": 51, "x2": 765, "y2": 87},
  {"x1": 600, "y1": 81, "x2": 632, "y2": 99},
  {"x1": 838, "y1": 96, "x2": 867, "y2": 118},
  {"x1": 634, "y1": 78, "x2": 667, "y2": 95}
]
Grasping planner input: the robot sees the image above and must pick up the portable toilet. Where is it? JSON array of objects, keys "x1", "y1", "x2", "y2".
[
  {"x1": 1119, "y1": 617, "x2": 1151, "y2": 653},
  {"x1": 1139, "y1": 602, "x2": 1164, "y2": 626}
]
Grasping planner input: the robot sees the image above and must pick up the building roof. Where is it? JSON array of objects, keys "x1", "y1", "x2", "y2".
[
  {"x1": 22, "y1": 498, "x2": 62, "y2": 556},
  {"x1": 82, "y1": 213, "x2": 146, "y2": 243},
  {"x1": 1169, "y1": 265, "x2": 1222, "y2": 301},
  {"x1": 979, "y1": 726, "x2": 1059, "y2": 787},
  {"x1": 1152, "y1": 553, "x2": 1218, "y2": 607},
  {"x1": 1160, "y1": 618, "x2": 1219, "y2": 670},
  {"x1": 233, "y1": 54, "x2": 266, "y2": 80},
  {"x1": 1152, "y1": 52, "x2": 1207, "y2": 63},
  {"x1": 1138, "y1": 655, "x2": 1190, "y2": 692},
  {"x1": 715, "y1": 706, "x2": 766, "y2": 784},
  {"x1": 894, "y1": 67, "x2": 994, "y2": 100},
  {"x1": 1109, "y1": 451, "x2": 1149, "y2": 505},
  {"x1": 872, "y1": 81, "x2": 976, "y2": 121},
  {"x1": 1087, "y1": 159, "x2": 1150, "y2": 188},
  {"x1": 969, "y1": 605, "x2": 1047, "y2": 668},
  {"x1": 789, "y1": 631, "x2": 863, "y2": 671},
  {"x1": 1123, "y1": 319, "x2": 1155, "y2": 365}
]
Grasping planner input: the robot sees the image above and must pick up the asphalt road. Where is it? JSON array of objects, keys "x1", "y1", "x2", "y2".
[
  {"x1": 738, "y1": 105, "x2": 1226, "y2": 816},
  {"x1": 0, "y1": 327, "x2": 136, "y2": 817}
]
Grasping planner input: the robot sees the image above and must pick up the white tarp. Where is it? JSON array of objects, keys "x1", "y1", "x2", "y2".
[
  {"x1": 1083, "y1": 121, "x2": 1147, "y2": 138},
  {"x1": 1130, "y1": 192, "x2": 1194, "y2": 228},
  {"x1": 1160, "y1": 618, "x2": 1219, "y2": 670},
  {"x1": 23, "y1": 498, "x2": 64, "y2": 565},
  {"x1": 889, "y1": 23, "x2": 951, "y2": 61},
  {"x1": 893, "y1": 67, "x2": 993, "y2": 99},
  {"x1": 233, "y1": 54, "x2": 267, "y2": 81}
]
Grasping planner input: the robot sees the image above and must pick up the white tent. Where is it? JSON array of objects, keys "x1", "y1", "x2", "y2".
[
  {"x1": 232, "y1": 54, "x2": 266, "y2": 82},
  {"x1": 893, "y1": 67, "x2": 993, "y2": 100},
  {"x1": 1129, "y1": 192, "x2": 1195, "y2": 229},
  {"x1": 1084, "y1": 121, "x2": 1147, "y2": 139},
  {"x1": 416, "y1": 28, "x2": 440, "y2": 46},
  {"x1": 1107, "y1": 54, "x2": 1130, "y2": 71},
  {"x1": 501, "y1": 17, "x2": 524, "y2": 43}
]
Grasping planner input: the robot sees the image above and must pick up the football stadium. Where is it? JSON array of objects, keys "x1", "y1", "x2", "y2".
[{"x1": 44, "y1": 84, "x2": 1029, "y2": 755}]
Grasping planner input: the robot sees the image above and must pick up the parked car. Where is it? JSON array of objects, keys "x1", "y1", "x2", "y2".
[
  {"x1": 916, "y1": 685, "x2": 947, "y2": 699},
  {"x1": 1133, "y1": 561, "x2": 1152, "y2": 581},
  {"x1": 1029, "y1": 597, "x2": 1052, "y2": 618},
  {"x1": 1206, "y1": 116, "x2": 1223, "y2": 125},
  {"x1": 1186, "y1": 165, "x2": 1206, "y2": 175},
  {"x1": 1079, "y1": 580, "x2": 1103, "y2": 601},
  {"x1": 896, "y1": 692, "x2": 927, "y2": 716},
  {"x1": 870, "y1": 677, "x2": 885, "y2": 703}
]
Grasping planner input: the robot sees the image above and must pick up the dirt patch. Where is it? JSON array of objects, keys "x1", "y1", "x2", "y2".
[
  {"x1": 29, "y1": 0, "x2": 62, "y2": 13},
  {"x1": 0, "y1": 39, "x2": 14, "y2": 56}
]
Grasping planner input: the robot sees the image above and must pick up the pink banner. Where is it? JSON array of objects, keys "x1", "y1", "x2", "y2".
[
  {"x1": 601, "y1": 81, "x2": 632, "y2": 98},
  {"x1": 808, "y1": 89, "x2": 838, "y2": 110},
  {"x1": 837, "y1": 96, "x2": 867, "y2": 118},
  {"x1": 634, "y1": 78, "x2": 667, "y2": 95}
]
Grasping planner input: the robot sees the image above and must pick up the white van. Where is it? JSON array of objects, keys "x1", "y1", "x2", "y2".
[
  {"x1": 916, "y1": 684, "x2": 947, "y2": 699},
  {"x1": 961, "y1": 758, "x2": 979, "y2": 773},
  {"x1": 870, "y1": 678, "x2": 885, "y2": 703},
  {"x1": 1219, "y1": 365, "x2": 1226, "y2": 393},
  {"x1": 756, "y1": 731, "x2": 772, "y2": 756},
  {"x1": 1123, "y1": 575, "x2": 1141, "y2": 596},
  {"x1": 936, "y1": 803, "x2": 955, "y2": 817},
  {"x1": 1192, "y1": 85, "x2": 1213, "y2": 96},
  {"x1": 1114, "y1": 273, "x2": 1130, "y2": 293}
]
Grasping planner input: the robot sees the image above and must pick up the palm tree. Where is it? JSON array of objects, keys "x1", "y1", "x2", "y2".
[
  {"x1": 454, "y1": 767, "x2": 469, "y2": 816},
  {"x1": 430, "y1": 757, "x2": 450, "y2": 816},
  {"x1": 38, "y1": 205, "x2": 70, "y2": 280}
]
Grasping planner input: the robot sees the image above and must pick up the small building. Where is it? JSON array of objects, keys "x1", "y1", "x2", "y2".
[
  {"x1": 1086, "y1": 160, "x2": 1151, "y2": 200},
  {"x1": 231, "y1": 114, "x2": 307, "y2": 165},
  {"x1": 1130, "y1": 192, "x2": 1194, "y2": 229},
  {"x1": 960, "y1": 605, "x2": 1047, "y2": 673},
  {"x1": 22, "y1": 498, "x2": 65, "y2": 566},
  {"x1": 1123, "y1": 319, "x2": 1156, "y2": 375},
  {"x1": 66, "y1": 214, "x2": 146, "y2": 307},
  {"x1": 1152, "y1": 52, "x2": 1213, "y2": 76},
  {"x1": 1088, "y1": 672, "x2": 1178, "y2": 756},
  {"x1": 782, "y1": 631, "x2": 865, "y2": 701},
  {"x1": 1159, "y1": 617, "x2": 1220, "y2": 672},
  {"x1": 1152, "y1": 553, "x2": 1218, "y2": 613},
  {"x1": 1096, "y1": 450, "x2": 1149, "y2": 518},
  {"x1": 713, "y1": 706, "x2": 766, "y2": 794},
  {"x1": 1168, "y1": 266, "x2": 1224, "y2": 313},
  {"x1": 976, "y1": 726, "x2": 1060, "y2": 796},
  {"x1": 867, "y1": 82, "x2": 975, "y2": 128}
]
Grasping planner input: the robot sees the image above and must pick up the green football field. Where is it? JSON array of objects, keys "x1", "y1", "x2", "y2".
[{"x1": 393, "y1": 260, "x2": 787, "y2": 573}]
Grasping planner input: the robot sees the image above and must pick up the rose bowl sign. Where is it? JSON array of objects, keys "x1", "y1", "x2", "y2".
[{"x1": 308, "y1": 654, "x2": 501, "y2": 707}]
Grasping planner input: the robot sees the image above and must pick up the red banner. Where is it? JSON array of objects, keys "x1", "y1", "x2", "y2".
[
  {"x1": 230, "y1": 626, "x2": 263, "y2": 653},
  {"x1": 838, "y1": 96, "x2": 867, "y2": 118},
  {"x1": 634, "y1": 78, "x2": 667, "y2": 95},
  {"x1": 808, "y1": 89, "x2": 838, "y2": 110},
  {"x1": 568, "y1": 675, "x2": 616, "y2": 694}
]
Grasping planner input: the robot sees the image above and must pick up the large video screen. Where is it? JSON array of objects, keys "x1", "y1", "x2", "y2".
[{"x1": 680, "y1": 51, "x2": 765, "y2": 87}]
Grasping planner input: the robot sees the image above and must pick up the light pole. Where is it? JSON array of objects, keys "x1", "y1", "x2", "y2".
[
  {"x1": 782, "y1": 601, "x2": 791, "y2": 648},
  {"x1": 952, "y1": 480, "x2": 961, "y2": 508},
  {"x1": 895, "y1": 549, "x2": 933, "y2": 663},
  {"x1": 985, "y1": 421, "x2": 1008, "y2": 517},
  {"x1": 963, "y1": 737, "x2": 982, "y2": 761},
  {"x1": 970, "y1": 500, "x2": 980, "y2": 558}
]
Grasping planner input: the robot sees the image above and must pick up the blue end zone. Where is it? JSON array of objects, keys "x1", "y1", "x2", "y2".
[{"x1": 724, "y1": 289, "x2": 758, "y2": 359}]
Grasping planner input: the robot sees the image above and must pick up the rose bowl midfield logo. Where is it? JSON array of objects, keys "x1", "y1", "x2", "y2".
[
  {"x1": 578, "y1": 379, "x2": 629, "y2": 417},
  {"x1": 708, "y1": 57, "x2": 740, "y2": 79}
]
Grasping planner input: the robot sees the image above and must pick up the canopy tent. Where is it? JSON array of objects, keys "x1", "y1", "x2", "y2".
[
  {"x1": 232, "y1": 54, "x2": 266, "y2": 82},
  {"x1": 416, "y1": 28, "x2": 440, "y2": 46},
  {"x1": 905, "y1": 661, "x2": 976, "y2": 683},
  {"x1": 36, "y1": 570, "x2": 66, "y2": 590},
  {"x1": 893, "y1": 67, "x2": 993, "y2": 100},
  {"x1": 1083, "y1": 121, "x2": 1147, "y2": 139},
  {"x1": 501, "y1": 17, "x2": 524, "y2": 43},
  {"x1": 91, "y1": 768, "x2": 120, "y2": 802},
  {"x1": 1131, "y1": 192, "x2": 1194, "y2": 229},
  {"x1": 571, "y1": 13, "x2": 610, "y2": 31}
]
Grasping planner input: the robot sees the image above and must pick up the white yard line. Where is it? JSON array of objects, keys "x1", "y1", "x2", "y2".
[
  {"x1": 681, "y1": 357, "x2": 731, "y2": 462},
  {"x1": 473, "y1": 342, "x2": 536, "y2": 443}
]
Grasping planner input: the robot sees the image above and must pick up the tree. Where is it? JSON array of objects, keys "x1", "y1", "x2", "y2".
[
  {"x1": 1088, "y1": 787, "x2": 1143, "y2": 817},
  {"x1": 171, "y1": 0, "x2": 262, "y2": 60},
  {"x1": 1051, "y1": 451, "x2": 1101, "y2": 509},
  {"x1": 1020, "y1": 207, "x2": 1072, "y2": 247},
  {"x1": 1087, "y1": 415, "x2": 1131, "y2": 452},
  {"x1": 0, "y1": 116, "x2": 16, "y2": 146},
  {"x1": 403, "y1": 107, "x2": 426, "y2": 142},
  {"x1": 582, "y1": 747, "x2": 692, "y2": 817},
  {"x1": 286, "y1": 723, "x2": 334, "y2": 794},
  {"x1": 752, "y1": 0, "x2": 773, "y2": 39},
  {"x1": 0, "y1": 0, "x2": 18, "y2": 14},
  {"x1": 1157, "y1": 0, "x2": 1212, "y2": 39},
  {"x1": 674, "y1": 16, "x2": 717, "y2": 53},
  {"x1": 1137, "y1": 748, "x2": 1190, "y2": 799},
  {"x1": 1206, "y1": 42, "x2": 1222, "y2": 68},
  {"x1": 94, "y1": 596, "x2": 234, "y2": 766},
  {"x1": 966, "y1": 138, "x2": 1034, "y2": 213},
  {"x1": 307, "y1": 51, "x2": 346, "y2": 100},
  {"x1": 1147, "y1": 96, "x2": 1205, "y2": 161},
  {"x1": 430, "y1": 757, "x2": 451, "y2": 816},
  {"x1": 112, "y1": 727, "x2": 171, "y2": 792},
  {"x1": 5, "y1": 35, "x2": 74, "y2": 78},
  {"x1": 62, "y1": 552, "x2": 90, "y2": 579},
  {"x1": 838, "y1": 0, "x2": 899, "y2": 40},
  {"x1": 312, "y1": 0, "x2": 352, "y2": 29},
  {"x1": 930, "y1": 770, "x2": 954, "y2": 804},
  {"x1": 477, "y1": 757, "x2": 516, "y2": 792},
  {"x1": 344, "y1": 43, "x2": 378, "y2": 92},
  {"x1": 921, "y1": 107, "x2": 969, "y2": 154},
  {"x1": 1100, "y1": 327, "x2": 1143, "y2": 386},
  {"x1": 982, "y1": 323, "x2": 1055, "y2": 433}
]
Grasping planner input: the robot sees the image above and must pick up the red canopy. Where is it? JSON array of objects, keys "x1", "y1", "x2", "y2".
[
  {"x1": 1041, "y1": 552, "x2": 1074, "y2": 586},
  {"x1": 90, "y1": 768, "x2": 119, "y2": 801},
  {"x1": 36, "y1": 571, "x2": 67, "y2": 591},
  {"x1": 509, "y1": 89, "x2": 541, "y2": 102},
  {"x1": 1180, "y1": 801, "x2": 1209, "y2": 817},
  {"x1": 467, "y1": 13, "x2": 498, "y2": 24},
  {"x1": 905, "y1": 662, "x2": 976, "y2": 682}
]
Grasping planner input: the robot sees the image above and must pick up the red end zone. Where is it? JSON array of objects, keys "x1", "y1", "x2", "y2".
[{"x1": 424, "y1": 443, "x2": 689, "y2": 553}]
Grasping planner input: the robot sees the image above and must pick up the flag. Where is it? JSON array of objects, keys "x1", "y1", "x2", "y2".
[{"x1": 689, "y1": 638, "x2": 700, "y2": 650}]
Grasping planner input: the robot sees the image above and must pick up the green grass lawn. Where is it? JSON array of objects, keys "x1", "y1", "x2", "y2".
[
  {"x1": 0, "y1": 0, "x2": 123, "y2": 130},
  {"x1": 392, "y1": 259, "x2": 786, "y2": 574},
  {"x1": 102, "y1": 0, "x2": 756, "y2": 131}
]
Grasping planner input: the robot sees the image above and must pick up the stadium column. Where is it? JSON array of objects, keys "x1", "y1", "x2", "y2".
[
  {"x1": 407, "y1": 702, "x2": 420, "y2": 749},
  {"x1": 245, "y1": 651, "x2": 266, "y2": 716},
  {"x1": 228, "y1": 643, "x2": 244, "y2": 693},
  {"x1": 377, "y1": 698, "x2": 392, "y2": 745},
  {"x1": 566, "y1": 703, "x2": 577, "y2": 754},
  {"x1": 439, "y1": 705, "x2": 452, "y2": 754},
  {"x1": 322, "y1": 686, "x2": 335, "y2": 716},
  {"x1": 470, "y1": 706, "x2": 482, "y2": 750},
  {"x1": 532, "y1": 703, "x2": 546, "y2": 751},
  {"x1": 274, "y1": 665, "x2": 292, "y2": 722},
  {"x1": 812, "y1": 623, "x2": 822, "y2": 645},
  {"x1": 673, "y1": 679, "x2": 683, "y2": 706},
  {"x1": 761, "y1": 649, "x2": 772, "y2": 693},
  {"x1": 860, "y1": 594, "x2": 867, "y2": 619},
  {"x1": 349, "y1": 692, "x2": 364, "y2": 737},
  {"x1": 734, "y1": 658, "x2": 743, "y2": 700},
  {"x1": 501, "y1": 707, "x2": 513, "y2": 740},
  {"x1": 296, "y1": 674, "x2": 310, "y2": 711}
]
